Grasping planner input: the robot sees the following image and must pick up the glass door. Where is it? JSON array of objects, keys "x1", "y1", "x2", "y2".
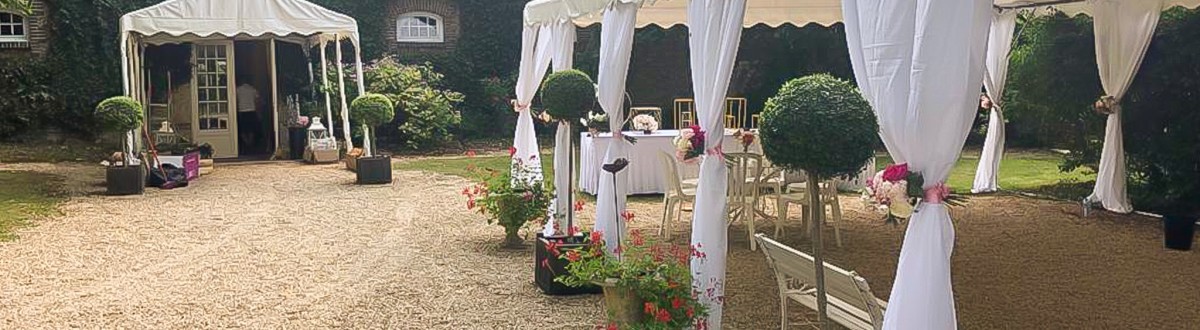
[{"x1": 191, "y1": 42, "x2": 238, "y2": 158}]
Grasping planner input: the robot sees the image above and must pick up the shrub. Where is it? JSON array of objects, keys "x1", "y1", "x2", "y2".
[
  {"x1": 95, "y1": 96, "x2": 143, "y2": 133},
  {"x1": 760, "y1": 74, "x2": 877, "y2": 180},
  {"x1": 365, "y1": 57, "x2": 464, "y2": 149},
  {"x1": 541, "y1": 69, "x2": 596, "y2": 121},
  {"x1": 0, "y1": 58, "x2": 57, "y2": 140},
  {"x1": 463, "y1": 159, "x2": 550, "y2": 247}
]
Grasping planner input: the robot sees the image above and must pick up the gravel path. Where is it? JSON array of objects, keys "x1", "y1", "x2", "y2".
[{"x1": 1, "y1": 161, "x2": 1196, "y2": 329}]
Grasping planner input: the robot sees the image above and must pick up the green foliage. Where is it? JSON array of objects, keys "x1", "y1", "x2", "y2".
[
  {"x1": 463, "y1": 160, "x2": 551, "y2": 242},
  {"x1": 554, "y1": 230, "x2": 707, "y2": 329},
  {"x1": 0, "y1": 58, "x2": 58, "y2": 139},
  {"x1": 541, "y1": 69, "x2": 596, "y2": 121},
  {"x1": 350, "y1": 93, "x2": 395, "y2": 128},
  {"x1": 1007, "y1": 8, "x2": 1200, "y2": 214},
  {"x1": 0, "y1": 0, "x2": 30, "y2": 14},
  {"x1": 95, "y1": 96, "x2": 143, "y2": 133},
  {"x1": 365, "y1": 58, "x2": 464, "y2": 149},
  {"x1": 760, "y1": 74, "x2": 877, "y2": 180}
]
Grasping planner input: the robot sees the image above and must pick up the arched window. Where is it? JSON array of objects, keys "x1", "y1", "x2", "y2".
[
  {"x1": 396, "y1": 12, "x2": 443, "y2": 43},
  {"x1": 0, "y1": 11, "x2": 28, "y2": 43}
]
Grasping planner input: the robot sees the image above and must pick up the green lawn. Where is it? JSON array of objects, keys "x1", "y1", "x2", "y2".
[
  {"x1": 395, "y1": 154, "x2": 556, "y2": 183},
  {"x1": 397, "y1": 150, "x2": 1095, "y2": 198},
  {"x1": 0, "y1": 171, "x2": 63, "y2": 241},
  {"x1": 875, "y1": 150, "x2": 1094, "y2": 194}
]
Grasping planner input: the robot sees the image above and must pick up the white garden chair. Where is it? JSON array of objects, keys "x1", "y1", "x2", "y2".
[
  {"x1": 658, "y1": 151, "x2": 695, "y2": 239},
  {"x1": 773, "y1": 175, "x2": 845, "y2": 248}
]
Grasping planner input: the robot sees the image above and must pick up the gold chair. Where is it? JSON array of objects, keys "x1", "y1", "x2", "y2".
[
  {"x1": 751, "y1": 114, "x2": 761, "y2": 129},
  {"x1": 726, "y1": 97, "x2": 748, "y2": 129},
  {"x1": 673, "y1": 98, "x2": 695, "y2": 129}
]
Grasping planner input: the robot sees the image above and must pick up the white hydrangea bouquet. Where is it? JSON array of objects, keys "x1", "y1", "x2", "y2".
[{"x1": 631, "y1": 114, "x2": 658, "y2": 134}]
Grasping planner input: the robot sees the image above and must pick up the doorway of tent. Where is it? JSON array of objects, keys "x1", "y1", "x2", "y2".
[{"x1": 233, "y1": 40, "x2": 274, "y2": 158}]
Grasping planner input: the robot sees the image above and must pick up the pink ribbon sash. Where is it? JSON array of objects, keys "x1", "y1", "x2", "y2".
[{"x1": 924, "y1": 183, "x2": 950, "y2": 204}]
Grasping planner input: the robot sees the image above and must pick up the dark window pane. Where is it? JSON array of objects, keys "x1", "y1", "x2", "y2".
[
  {"x1": 12, "y1": 15, "x2": 21, "y2": 23},
  {"x1": 1, "y1": 26, "x2": 10, "y2": 35},
  {"x1": 0, "y1": 14, "x2": 11, "y2": 24},
  {"x1": 13, "y1": 25, "x2": 23, "y2": 36}
]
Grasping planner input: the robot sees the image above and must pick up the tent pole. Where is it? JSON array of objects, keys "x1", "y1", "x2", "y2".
[
  {"x1": 271, "y1": 39, "x2": 281, "y2": 159},
  {"x1": 335, "y1": 36, "x2": 353, "y2": 152},
  {"x1": 353, "y1": 42, "x2": 368, "y2": 156},
  {"x1": 320, "y1": 40, "x2": 334, "y2": 138}
]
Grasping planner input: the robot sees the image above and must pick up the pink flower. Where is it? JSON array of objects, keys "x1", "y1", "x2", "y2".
[
  {"x1": 508, "y1": 146, "x2": 517, "y2": 157},
  {"x1": 620, "y1": 210, "x2": 635, "y2": 223},
  {"x1": 882, "y1": 163, "x2": 909, "y2": 182},
  {"x1": 465, "y1": 150, "x2": 476, "y2": 157}
]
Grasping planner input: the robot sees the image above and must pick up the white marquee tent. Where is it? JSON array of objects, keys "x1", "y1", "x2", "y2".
[
  {"x1": 518, "y1": 0, "x2": 1200, "y2": 329},
  {"x1": 119, "y1": 0, "x2": 365, "y2": 158}
]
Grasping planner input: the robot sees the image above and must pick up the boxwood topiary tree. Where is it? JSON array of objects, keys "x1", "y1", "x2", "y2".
[
  {"x1": 759, "y1": 73, "x2": 877, "y2": 326},
  {"x1": 541, "y1": 69, "x2": 596, "y2": 121},
  {"x1": 95, "y1": 96, "x2": 144, "y2": 167},
  {"x1": 351, "y1": 93, "x2": 395, "y2": 157}
]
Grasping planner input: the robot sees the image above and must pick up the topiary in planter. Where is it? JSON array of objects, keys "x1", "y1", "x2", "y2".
[
  {"x1": 350, "y1": 93, "x2": 395, "y2": 157},
  {"x1": 759, "y1": 73, "x2": 877, "y2": 324},
  {"x1": 351, "y1": 93, "x2": 396, "y2": 184},
  {"x1": 96, "y1": 96, "x2": 144, "y2": 167},
  {"x1": 541, "y1": 69, "x2": 596, "y2": 121}
]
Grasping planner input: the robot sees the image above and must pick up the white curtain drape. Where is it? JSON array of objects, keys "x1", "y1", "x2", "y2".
[
  {"x1": 1087, "y1": 0, "x2": 1161, "y2": 213},
  {"x1": 594, "y1": 2, "x2": 637, "y2": 253},
  {"x1": 686, "y1": 1, "x2": 747, "y2": 328},
  {"x1": 843, "y1": 0, "x2": 991, "y2": 329},
  {"x1": 972, "y1": 9, "x2": 1018, "y2": 194},
  {"x1": 549, "y1": 20, "x2": 579, "y2": 234},
  {"x1": 512, "y1": 24, "x2": 557, "y2": 184}
]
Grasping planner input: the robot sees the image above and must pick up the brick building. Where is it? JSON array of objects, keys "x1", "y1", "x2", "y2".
[
  {"x1": 383, "y1": 0, "x2": 462, "y2": 56},
  {"x1": 0, "y1": 0, "x2": 49, "y2": 56}
]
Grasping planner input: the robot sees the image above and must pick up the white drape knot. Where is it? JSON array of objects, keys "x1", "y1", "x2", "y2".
[
  {"x1": 511, "y1": 100, "x2": 530, "y2": 113},
  {"x1": 705, "y1": 145, "x2": 724, "y2": 157}
]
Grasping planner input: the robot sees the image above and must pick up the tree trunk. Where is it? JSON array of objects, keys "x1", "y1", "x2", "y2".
[{"x1": 808, "y1": 174, "x2": 829, "y2": 329}]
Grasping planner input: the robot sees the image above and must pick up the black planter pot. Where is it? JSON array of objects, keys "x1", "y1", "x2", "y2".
[
  {"x1": 535, "y1": 233, "x2": 602, "y2": 295},
  {"x1": 356, "y1": 155, "x2": 392, "y2": 185},
  {"x1": 288, "y1": 128, "x2": 307, "y2": 160},
  {"x1": 106, "y1": 166, "x2": 145, "y2": 196},
  {"x1": 1163, "y1": 215, "x2": 1197, "y2": 251}
]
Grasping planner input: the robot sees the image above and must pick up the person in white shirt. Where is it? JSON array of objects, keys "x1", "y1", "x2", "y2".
[{"x1": 236, "y1": 75, "x2": 260, "y2": 152}]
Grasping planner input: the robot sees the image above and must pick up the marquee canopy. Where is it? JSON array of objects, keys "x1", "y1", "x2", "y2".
[
  {"x1": 119, "y1": 0, "x2": 359, "y2": 45},
  {"x1": 524, "y1": 0, "x2": 1200, "y2": 28}
]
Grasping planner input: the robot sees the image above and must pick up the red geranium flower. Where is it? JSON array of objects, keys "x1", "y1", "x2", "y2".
[
  {"x1": 882, "y1": 163, "x2": 909, "y2": 182},
  {"x1": 655, "y1": 308, "x2": 671, "y2": 322},
  {"x1": 620, "y1": 210, "x2": 636, "y2": 223},
  {"x1": 630, "y1": 229, "x2": 644, "y2": 247},
  {"x1": 466, "y1": 198, "x2": 476, "y2": 209},
  {"x1": 465, "y1": 150, "x2": 477, "y2": 157},
  {"x1": 672, "y1": 297, "x2": 683, "y2": 309},
  {"x1": 565, "y1": 250, "x2": 581, "y2": 262},
  {"x1": 573, "y1": 200, "x2": 585, "y2": 212},
  {"x1": 509, "y1": 146, "x2": 518, "y2": 157},
  {"x1": 461, "y1": 187, "x2": 471, "y2": 195},
  {"x1": 644, "y1": 302, "x2": 657, "y2": 314},
  {"x1": 590, "y1": 231, "x2": 603, "y2": 245},
  {"x1": 546, "y1": 241, "x2": 562, "y2": 257}
]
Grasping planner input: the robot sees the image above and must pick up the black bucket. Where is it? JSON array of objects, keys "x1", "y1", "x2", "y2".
[{"x1": 1163, "y1": 215, "x2": 1196, "y2": 251}]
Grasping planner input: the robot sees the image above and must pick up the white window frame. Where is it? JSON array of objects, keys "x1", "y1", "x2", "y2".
[
  {"x1": 396, "y1": 12, "x2": 444, "y2": 43},
  {"x1": 0, "y1": 11, "x2": 29, "y2": 43}
]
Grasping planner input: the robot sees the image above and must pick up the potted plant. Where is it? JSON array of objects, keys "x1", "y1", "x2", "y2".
[
  {"x1": 554, "y1": 228, "x2": 708, "y2": 329},
  {"x1": 350, "y1": 93, "x2": 395, "y2": 185},
  {"x1": 536, "y1": 69, "x2": 599, "y2": 294},
  {"x1": 463, "y1": 157, "x2": 552, "y2": 248},
  {"x1": 759, "y1": 74, "x2": 878, "y2": 326},
  {"x1": 96, "y1": 96, "x2": 146, "y2": 196}
]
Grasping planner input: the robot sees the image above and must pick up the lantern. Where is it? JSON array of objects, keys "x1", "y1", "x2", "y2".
[{"x1": 305, "y1": 117, "x2": 339, "y2": 163}]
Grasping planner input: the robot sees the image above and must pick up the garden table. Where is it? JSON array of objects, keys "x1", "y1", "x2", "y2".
[{"x1": 579, "y1": 129, "x2": 755, "y2": 195}]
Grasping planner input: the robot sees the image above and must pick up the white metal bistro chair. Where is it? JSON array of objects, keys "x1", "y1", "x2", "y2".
[{"x1": 658, "y1": 151, "x2": 696, "y2": 239}]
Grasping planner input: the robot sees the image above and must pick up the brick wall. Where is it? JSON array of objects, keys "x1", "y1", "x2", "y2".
[
  {"x1": 383, "y1": 0, "x2": 461, "y2": 56},
  {"x1": 0, "y1": 0, "x2": 49, "y2": 56}
]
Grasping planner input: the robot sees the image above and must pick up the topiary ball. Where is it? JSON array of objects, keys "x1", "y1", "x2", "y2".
[
  {"x1": 541, "y1": 69, "x2": 596, "y2": 121},
  {"x1": 95, "y1": 96, "x2": 144, "y2": 133},
  {"x1": 760, "y1": 74, "x2": 879, "y2": 180},
  {"x1": 351, "y1": 93, "x2": 396, "y2": 128}
]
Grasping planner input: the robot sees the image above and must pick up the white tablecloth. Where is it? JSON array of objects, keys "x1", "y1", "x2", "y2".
[{"x1": 580, "y1": 129, "x2": 754, "y2": 195}]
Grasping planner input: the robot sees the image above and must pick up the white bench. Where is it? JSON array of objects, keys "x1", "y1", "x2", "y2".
[{"x1": 755, "y1": 234, "x2": 887, "y2": 330}]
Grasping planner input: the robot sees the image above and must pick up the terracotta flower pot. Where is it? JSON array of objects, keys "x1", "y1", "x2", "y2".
[{"x1": 596, "y1": 278, "x2": 645, "y2": 326}]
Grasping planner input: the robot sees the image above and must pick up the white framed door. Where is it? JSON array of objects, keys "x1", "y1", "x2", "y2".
[{"x1": 191, "y1": 41, "x2": 238, "y2": 158}]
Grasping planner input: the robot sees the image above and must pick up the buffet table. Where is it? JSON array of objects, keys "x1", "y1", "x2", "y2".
[{"x1": 579, "y1": 129, "x2": 757, "y2": 195}]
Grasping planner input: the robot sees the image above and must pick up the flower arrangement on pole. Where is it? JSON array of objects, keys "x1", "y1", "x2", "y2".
[
  {"x1": 759, "y1": 74, "x2": 878, "y2": 328},
  {"x1": 631, "y1": 114, "x2": 659, "y2": 134},
  {"x1": 553, "y1": 223, "x2": 709, "y2": 329},
  {"x1": 862, "y1": 163, "x2": 966, "y2": 224},
  {"x1": 672, "y1": 125, "x2": 705, "y2": 165}
]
